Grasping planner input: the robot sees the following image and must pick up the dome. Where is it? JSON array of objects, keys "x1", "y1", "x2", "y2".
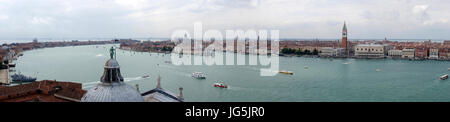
[
  {"x1": 82, "y1": 82, "x2": 144, "y2": 102},
  {"x1": 104, "y1": 59, "x2": 120, "y2": 68}
]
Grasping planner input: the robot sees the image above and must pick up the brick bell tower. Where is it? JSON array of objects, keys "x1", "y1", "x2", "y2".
[{"x1": 341, "y1": 21, "x2": 348, "y2": 56}]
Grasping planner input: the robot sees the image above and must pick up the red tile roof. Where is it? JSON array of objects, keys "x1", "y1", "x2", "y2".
[{"x1": 0, "y1": 80, "x2": 86, "y2": 102}]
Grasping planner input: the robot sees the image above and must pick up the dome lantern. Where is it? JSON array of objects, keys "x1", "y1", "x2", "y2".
[{"x1": 100, "y1": 47, "x2": 123, "y2": 85}]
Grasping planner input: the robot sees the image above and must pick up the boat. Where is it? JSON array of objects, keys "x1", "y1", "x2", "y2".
[
  {"x1": 164, "y1": 61, "x2": 172, "y2": 64},
  {"x1": 448, "y1": 68, "x2": 450, "y2": 71},
  {"x1": 142, "y1": 75, "x2": 150, "y2": 78},
  {"x1": 343, "y1": 62, "x2": 352, "y2": 65},
  {"x1": 11, "y1": 73, "x2": 37, "y2": 83},
  {"x1": 213, "y1": 83, "x2": 228, "y2": 88},
  {"x1": 441, "y1": 74, "x2": 449, "y2": 80},
  {"x1": 304, "y1": 66, "x2": 309, "y2": 69},
  {"x1": 279, "y1": 70, "x2": 294, "y2": 75},
  {"x1": 192, "y1": 72, "x2": 206, "y2": 79},
  {"x1": 8, "y1": 63, "x2": 16, "y2": 67},
  {"x1": 376, "y1": 69, "x2": 381, "y2": 72}
]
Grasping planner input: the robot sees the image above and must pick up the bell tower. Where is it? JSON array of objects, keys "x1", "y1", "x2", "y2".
[{"x1": 342, "y1": 21, "x2": 348, "y2": 56}]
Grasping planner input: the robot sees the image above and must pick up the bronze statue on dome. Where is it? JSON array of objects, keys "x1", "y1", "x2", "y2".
[{"x1": 110, "y1": 47, "x2": 115, "y2": 59}]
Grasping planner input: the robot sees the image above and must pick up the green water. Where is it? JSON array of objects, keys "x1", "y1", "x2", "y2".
[{"x1": 12, "y1": 44, "x2": 450, "y2": 102}]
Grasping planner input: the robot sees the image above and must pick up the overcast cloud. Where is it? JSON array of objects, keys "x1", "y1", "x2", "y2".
[{"x1": 0, "y1": 0, "x2": 449, "y2": 40}]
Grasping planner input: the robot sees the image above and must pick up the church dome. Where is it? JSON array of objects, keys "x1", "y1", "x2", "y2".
[
  {"x1": 82, "y1": 47, "x2": 144, "y2": 102},
  {"x1": 82, "y1": 82, "x2": 144, "y2": 102},
  {"x1": 105, "y1": 59, "x2": 120, "y2": 68}
]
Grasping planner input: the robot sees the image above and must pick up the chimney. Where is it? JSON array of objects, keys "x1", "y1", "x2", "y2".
[
  {"x1": 178, "y1": 87, "x2": 184, "y2": 101},
  {"x1": 156, "y1": 75, "x2": 161, "y2": 89},
  {"x1": 135, "y1": 84, "x2": 140, "y2": 93}
]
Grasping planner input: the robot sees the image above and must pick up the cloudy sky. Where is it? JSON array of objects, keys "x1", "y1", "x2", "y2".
[{"x1": 0, "y1": 0, "x2": 449, "y2": 40}]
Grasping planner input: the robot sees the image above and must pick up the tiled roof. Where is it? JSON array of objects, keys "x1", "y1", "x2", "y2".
[
  {"x1": 0, "y1": 80, "x2": 86, "y2": 102},
  {"x1": 142, "y1": 88, "x2": 183, "y2": 102}
]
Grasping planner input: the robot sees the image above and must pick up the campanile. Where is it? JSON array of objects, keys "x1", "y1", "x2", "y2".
[{"x1": 342, "y1": 21, "x2": 348, "y2": 56}]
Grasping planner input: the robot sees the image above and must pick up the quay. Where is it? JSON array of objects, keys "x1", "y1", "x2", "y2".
[{"x1": 0, "y1": 69, "x2": 9, "y2": 85}]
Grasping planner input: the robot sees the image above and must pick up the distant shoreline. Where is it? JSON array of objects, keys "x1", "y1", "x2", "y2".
[{"x1": 2, "y1": 38, "x2": 449, "y2": 44}]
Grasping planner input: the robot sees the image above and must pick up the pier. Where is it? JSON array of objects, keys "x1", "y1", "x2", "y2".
[{"x1": 0, "y1": 69, "x2": 10, "y2": 85}]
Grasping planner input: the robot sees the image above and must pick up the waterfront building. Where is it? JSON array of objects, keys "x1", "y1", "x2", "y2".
[
  {"x1": 429, "y1": 48, "x2": 439, "y2": 59},
  {"x1": 388, "y1": 49, "x2": 403, "y2": 58},
  {"x1": 0, "y1": 46, "x2": 14, "y2": 64},
  {"x1": 319, "y1": 47, "x2": 345, "y2": 57},
  {"x1": 82, "y1": 47, "x2": 145, "y2": 102},
  {"x1": 0, "y1": 80, "x2": 86, "y2": 102},
  {"x1": 0, "y1": 51, "x2": 5, "y2": 66},
  {"x1": 415, "y1": 47, "x2": 428, "y2": 59},
  {"x1": 444, "y1": 40, "x2": 450, "y2": 45},
  {"x1": 141, "y1": 75, "x2": 184, "y2": 102},
  {"x1": 354, "y1": 44, "x2": 387, "y2": 58},
  {"x1": 439, "y1": 48, "x2": 450, "y2": 60},
  {"x1": 402, "y1": 48, "x2": 415, "y2": 59}
]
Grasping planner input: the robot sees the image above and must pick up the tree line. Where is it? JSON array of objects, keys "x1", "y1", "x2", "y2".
[{"x1": 281, "y1": 48, "x2": 319, "y2": 55}]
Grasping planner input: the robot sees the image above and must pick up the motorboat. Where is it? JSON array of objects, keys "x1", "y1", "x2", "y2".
[
  {"x1": 142, "y1": 75, "x2": 150, "y2": 78},
  {"x1": 213, "y1": 83, "x2": 228, "y2": 88},
  {"x1": 441, "y1": 74, "x2": 449, "y2": 80},
  {"x1": 279, "y1": 70, "x2": 294, "y2": 75},
  {"x1": 192, "y1": 72, "x2": 206, "y2": 79}
]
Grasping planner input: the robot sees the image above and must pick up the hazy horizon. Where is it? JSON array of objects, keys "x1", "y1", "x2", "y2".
[{"x1": 1, "y1": 37, "x2": 448, "y2": 45}]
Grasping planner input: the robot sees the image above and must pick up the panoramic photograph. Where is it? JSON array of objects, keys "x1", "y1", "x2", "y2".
[
  {"x1": 1, "y1": 0, "x2": 450, "y2": 101},
  {"x1": 1, "y1": 0, "x2": 450, "y2": 120}
]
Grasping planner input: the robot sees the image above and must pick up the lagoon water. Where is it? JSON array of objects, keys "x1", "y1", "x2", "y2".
[{"x1": 12, "y1": 44, "x2": 450, "y2": 102}]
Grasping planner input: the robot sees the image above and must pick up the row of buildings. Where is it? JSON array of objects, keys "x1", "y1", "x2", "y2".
[
  {"x1": 320, "y1": 40, "x2": 450, "y2": 60},
  {"x1": 313, "y1": 22, "x2": 450, "y2": 60}
]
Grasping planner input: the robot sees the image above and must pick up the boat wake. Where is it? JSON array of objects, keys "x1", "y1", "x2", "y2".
[
  {"x1": 124, "y1": 76, "x2": 147, "y2": 82},
  {"x1": 343, "y1": 62, "x2": 352, "y2": 65},
  {"x1": 225, "y1": 85, "x2": 252, "y2": 91},
  {"x1": 95, "y1": 54, "x2": 104, "y2": 57}
]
